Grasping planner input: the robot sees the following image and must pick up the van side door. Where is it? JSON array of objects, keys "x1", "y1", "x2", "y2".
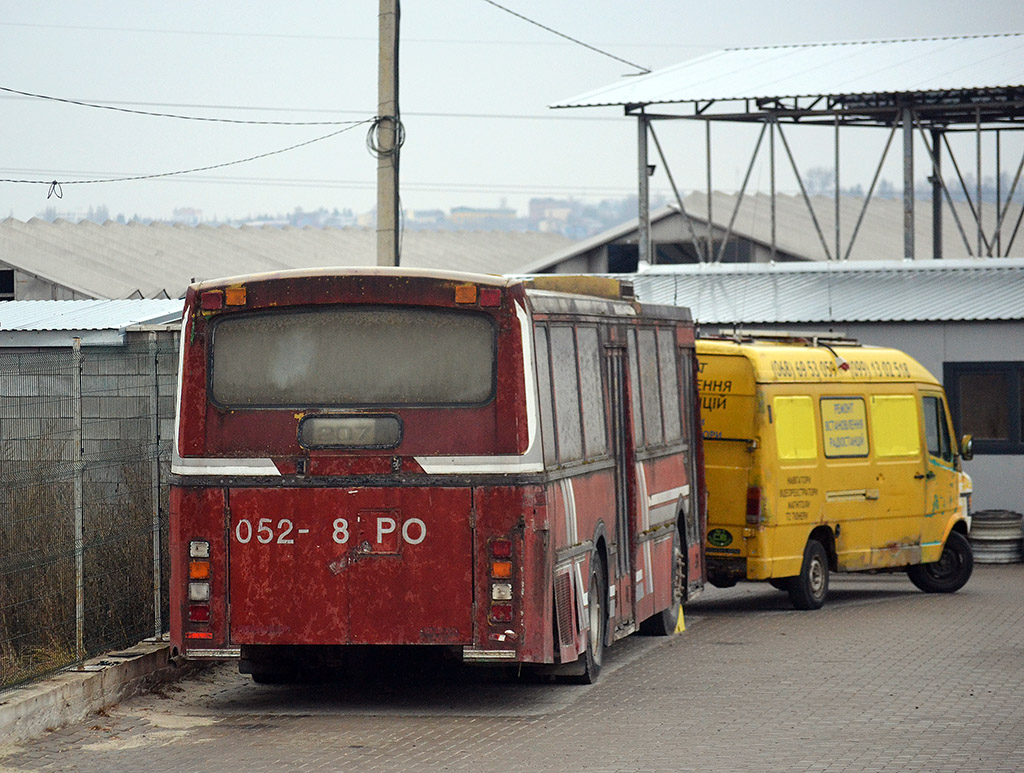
[{"x1": 920, "y1": 392, "x2": 960, "y2": 560}]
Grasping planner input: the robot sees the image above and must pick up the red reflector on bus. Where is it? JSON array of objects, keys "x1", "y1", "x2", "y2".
[
  {"x1": 185, "y1": 631, "x2": 214, "y2": 640},
  {"x1": 200, "y1": 291, "x2": 224, "y2": 310},
  {"x1": 490, "y1": 603, "x2": 513, "y2": 622},
  {"x1": 188, "y1": 604, "x2": 210, "y2": 622},
  {"x1": 490, "y1": 539, "x2": 512, "y2": 558},
  {"x1": 479, "y1": 287, "x2": 501, "y2": 307}
]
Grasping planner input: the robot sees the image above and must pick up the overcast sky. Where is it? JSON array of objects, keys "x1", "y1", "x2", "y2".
[{"x1": 2, "y1": 1, "x2": 1023, "y2": 223}]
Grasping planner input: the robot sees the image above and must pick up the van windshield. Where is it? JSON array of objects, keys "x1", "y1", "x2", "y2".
[{"x1": 210, "y1": 307, "x2": 496, "y2": 407}]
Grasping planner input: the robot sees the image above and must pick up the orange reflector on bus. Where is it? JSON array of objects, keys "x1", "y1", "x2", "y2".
[
  {"x1": 491, "y1": 560, "x2": 512, "y2": 578},
  {"x1": 189, "y1": 560, "x2": 210, "y2": 580},
  {"x1": 454, "y1": 284, "x2": 477, "y2": 304},
  {"x1": 224, "y1": 286, "x2": 247, "y2": 306}
]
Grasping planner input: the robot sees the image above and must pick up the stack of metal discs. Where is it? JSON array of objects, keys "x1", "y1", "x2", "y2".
[{"x1": 969, "y1": 510, "x2": 1024, "y2": 564}]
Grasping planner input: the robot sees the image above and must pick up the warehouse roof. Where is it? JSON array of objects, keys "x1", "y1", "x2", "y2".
[
  {"x1": 623, "y1": 258, "x2": 1024, "y2": 324},
  {"x1": 0, "y1": 299, "x2": 183, "y2": 346},
  {"x1": 0, "y1": 219, "x2": 573, "y2": 300},
  {"x1": 552, "y1": 33, "x2": 1024, "y2": 120}
]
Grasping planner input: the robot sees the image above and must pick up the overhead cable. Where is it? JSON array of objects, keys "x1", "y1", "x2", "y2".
[
  {"x1": 0, "y1": 85, "x2": 364, "y2": 125},
  {"x1": 0, "y1": 120, "x2": 373, "y2": 196},
  {"x1": 479, "y1": 0, "x2": 650, "y2": 74}
]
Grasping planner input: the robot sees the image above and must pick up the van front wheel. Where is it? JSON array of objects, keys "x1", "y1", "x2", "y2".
[
  {"x1": 788, "y1": 540, "x2": 829, "y2": 610},
  {"x1": 907, "y1": 530, "x2": 973, "y2": 593}
]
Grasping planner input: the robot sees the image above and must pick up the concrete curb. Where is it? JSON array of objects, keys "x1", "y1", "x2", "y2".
[{"x1": 0, "y1": 640, "x2": 199, "y2": 745}]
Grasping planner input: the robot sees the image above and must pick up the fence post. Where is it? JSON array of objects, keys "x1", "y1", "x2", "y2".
[
  {"x1": 72, "y1": 337, "x2": 85, "y2": 662},
  {"x1": 148, "y1": 332, "x2": 163, "y2": 638}
]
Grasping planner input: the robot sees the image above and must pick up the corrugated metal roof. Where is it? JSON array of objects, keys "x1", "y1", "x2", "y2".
[
  {"x1": 553, "y1": 33, "x2": 1024, "y2": 109},
  {"x1": 0, "y1": 299, "x2": 183, "y2": 331},
  {"x1": 522, "y1": 194, "x2": 1024, "y2": 274},
  {"x1": 621, "y1": 259, "x2": 1024, "y2": 323},
  {"x1": 0, "y1": 219, "x2": 573, "y2": 300}
]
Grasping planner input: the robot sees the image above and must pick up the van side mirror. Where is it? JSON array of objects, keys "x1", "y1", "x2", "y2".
[{"x1": 960, "y1": 434, "x2": 973, "y2": 461}]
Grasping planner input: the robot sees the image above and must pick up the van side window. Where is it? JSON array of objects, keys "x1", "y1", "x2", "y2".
[
  {"x1": 577, "y1": 326, "x2": 608, "y2": 459},
  {"x1": 820, "y1": 397, "x2": 868, "y2": 458},
  {"x1": 550, "y1": 326, "x2": 583, "y2": 463},
  {"x1": 870, "y1": 395, "x2": 921, "y2": 457},
  {"x1": 533, "y1": 325, "x2": 559, "y2": 466},
  {"x1": 773, "y1": 396, "x2": 817, "y2": 460},
  {"x1": 923, "y1": 394, "x2": 953, "y2": 463}
]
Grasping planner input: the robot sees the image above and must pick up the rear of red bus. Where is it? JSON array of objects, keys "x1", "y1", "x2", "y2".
[{"x1": 169, "y1": 268, "x2": 550, "y2": 677}]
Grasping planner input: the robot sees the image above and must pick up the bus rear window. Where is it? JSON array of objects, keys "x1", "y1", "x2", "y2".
[{"x1": 210, "y1": 307, "x2": 496, "y2": 407}]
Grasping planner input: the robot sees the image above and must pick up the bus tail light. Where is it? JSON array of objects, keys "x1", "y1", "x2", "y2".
[
  {"x1": 489, "y1": 539, "x2": 515, "y2": 623},
  {"x1": 187, "y1": 539, "x2": 213, "y2": 628},
  {"x1": 746, "y1": 486, "x2": 763, "y2": 525},
  {"x1": 200, "y1": 290, "x2": 224, "y2": 310}
]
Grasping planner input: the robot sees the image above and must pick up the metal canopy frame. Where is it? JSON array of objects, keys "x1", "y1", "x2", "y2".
[{"x1": 628, "y1": 86, "x2": 1024, "y2": 265}]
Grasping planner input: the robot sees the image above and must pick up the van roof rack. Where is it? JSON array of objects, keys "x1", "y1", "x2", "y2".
[
  {"x1": 708, "y1": 328, "x2": 860, "y2": 347},
  {"x1": 521, "y1": 275, "x2": 635, "y2": 301}
]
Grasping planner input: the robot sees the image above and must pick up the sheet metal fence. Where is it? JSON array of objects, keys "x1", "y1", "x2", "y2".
[{"x1": 0, "y1": 334, "x2": 178, "y2": 689}]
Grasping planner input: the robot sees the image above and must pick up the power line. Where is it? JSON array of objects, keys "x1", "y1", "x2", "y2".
[
  {"x1": 0, "y1": 20, "x2": 707, "y2": 49},
  {"x1": 0, "y1": 85, "x2": 361, "y2": 125},
  {"x1": 0, "y1": 91, "x2": 622, "y2": 122},
  {"x1": 0, "y1": 121, "x2": 373, "y2": 193},
  {"x1": 479, "y1": 0, "x2": 650, "y2": 73}
]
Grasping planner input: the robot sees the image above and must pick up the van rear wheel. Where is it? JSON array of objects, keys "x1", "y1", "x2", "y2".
[
  {"x1": 788, "y1": 539, "x2": 829, "y2": 610},
  {"x1": 907, "y1": 530, "x2": 973, "y2": 593}
]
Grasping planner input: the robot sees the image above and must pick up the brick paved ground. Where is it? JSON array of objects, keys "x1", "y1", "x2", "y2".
[{"x1": 1, "y1": 564, "x2": 1022, "y2": 772}]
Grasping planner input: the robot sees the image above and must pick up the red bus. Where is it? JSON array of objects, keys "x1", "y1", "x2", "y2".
[{"x1": 170, "y1": 268, "x2": 705, "y2": 682}]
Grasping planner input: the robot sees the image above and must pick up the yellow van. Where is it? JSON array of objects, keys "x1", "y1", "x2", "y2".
[{"x1": 697, "y1": 334, "x2": 973, "y2": 609}]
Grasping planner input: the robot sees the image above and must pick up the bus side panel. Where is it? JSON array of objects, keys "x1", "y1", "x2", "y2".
[
  {"x1": 227, "y1": 487, "x2": 474, "y2": 646},
  {"x1": 170, "y1": 485, "x2": 229, "y2": 652}
]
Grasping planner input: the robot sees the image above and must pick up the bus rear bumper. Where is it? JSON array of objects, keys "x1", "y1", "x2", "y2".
[
  {"x1": 183, "y1": 647, "x2": 241, "y2": 660},
  {"x1": 461, "y1": 648, "x2": 517, "y2": 662}
]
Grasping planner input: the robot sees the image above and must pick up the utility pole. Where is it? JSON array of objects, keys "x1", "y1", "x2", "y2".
[{"x1": 376, "y1": 0, "x2": 400, "y2": 267}]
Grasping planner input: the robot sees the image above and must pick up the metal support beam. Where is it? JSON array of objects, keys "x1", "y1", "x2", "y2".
[
  {"x1": 637, "y1": 113, "x2": 651, "y2": 266},
  {"x1": 715, "y1": 123, "x2": 768, "y2": 263},
  {"x1": 770, "y1": 116, "x2": 776, "y2": 262},
  {"x1": 919, "y1": 127, "x2": 975, "y2": 256},
  {"x1": 931, "y1": 129, "x2": 943, "y2": 259},
  {"x1": 706, "y1": 120, "x2": 713, "y2": 262},
  {"x1": 648, "y1": 124, "x2": 707, "y2": 264},
  {"x1": 777, "y1": 124, "x2": 833, "y2": 260},
  {"x1": 844, "y1": 121, "x2": 898, "y2": 261},
  {"x1": 903, "y1": 107, "x2": 915, "y2": 260}
]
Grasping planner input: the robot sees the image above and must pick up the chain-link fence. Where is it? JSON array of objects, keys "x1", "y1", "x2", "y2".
[{"x1": 0, "y1": 332, "x2": 179, "y2": 690}]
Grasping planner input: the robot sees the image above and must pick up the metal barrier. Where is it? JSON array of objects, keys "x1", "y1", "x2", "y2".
[{"x1": 0, "y1": 334, "x2": 178, "y2": 690}]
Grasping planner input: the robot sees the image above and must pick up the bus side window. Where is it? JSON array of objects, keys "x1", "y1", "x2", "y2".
[
  {"x1": 627, "y1": 329, "x2": 644, "y2": 448},
  {"x1": 637, "y1": 328, "x2": 664, "y2": 447},
  {"x1": 923, "y1": 394, "x2": 953, "y2": 463},
  {"x1": 657, "y1": 328, "x2": 682, "y2": 443},
  {"x1": 534, "y1": 325, "x2": 559, "y2": 466},
  {"x1": 577, "y1": 326, "x2": 608, "y2": 459},
  {"x1": 550, "y1": 326, "x2": 583, "y2": 463}
]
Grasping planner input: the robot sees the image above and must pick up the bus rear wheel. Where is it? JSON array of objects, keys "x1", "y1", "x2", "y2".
[
  {"x1": 640, "y1": 527, "x2": 684, "y2": 636},
  {"x1": 907, "y1": 530, "x2": 973, "y2": 593},
  {"x1": 788, "y1": 539, "x2": 829, "y2": 610},
  {"x1": 573, "y1": 555, "x2": 607, "y2": 684}
]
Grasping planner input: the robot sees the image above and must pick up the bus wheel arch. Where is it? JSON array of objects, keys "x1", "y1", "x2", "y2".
[{"x1": 639, "y1": 515, "x2": 686, "y2": 636}]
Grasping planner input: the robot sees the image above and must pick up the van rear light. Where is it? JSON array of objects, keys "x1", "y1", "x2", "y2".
[{"x1": 746, "y1": 486, "x2": 763, "y2": 525}]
